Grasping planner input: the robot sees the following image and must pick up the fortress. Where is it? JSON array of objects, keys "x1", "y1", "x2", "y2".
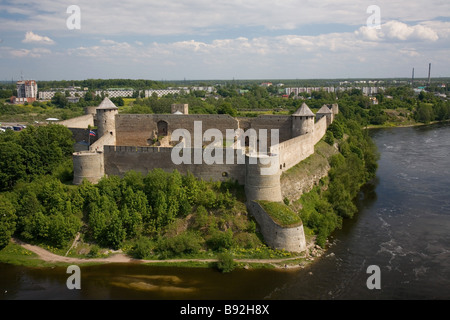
[{"x1": 67, "y1": 98, "x2": 338, "y2": 253}]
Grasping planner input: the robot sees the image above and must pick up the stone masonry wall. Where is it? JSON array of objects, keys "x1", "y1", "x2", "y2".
[
  {"x1": 313, "y1": 116, "x2": 328, "y2": 145},
  {"x1": 247, "y1": 201, "x2": 306, "y2": 253},
  {"x1": 115, "y1": 114, "x2": 240, "y2": 146},
  {"x1": 104, "y1": 146, "x2": 247, "y2": 184},
  {"x1": 58, "y1": 114, "x2": 94, "y2": 129}
]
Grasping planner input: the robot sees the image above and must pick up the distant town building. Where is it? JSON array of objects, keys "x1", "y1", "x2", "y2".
[
  {"x1": 39, "y1": 87, "x2": 87, "y2": 100},
  {"x1": 145, "y1": 88, "x2": 190, "y2": 98},
  {"x1": 190, "y1": 86, "x2": 215, "y2": 93},
  {"x1": 12, "y1": 80, "x2": 37, "y2": 104},
  {"x1": 96, "y1": 88, "x2": 134, "y2": 98},
  {"x1": 285, "y1": 86, "x2": 384, "y2": 97}
]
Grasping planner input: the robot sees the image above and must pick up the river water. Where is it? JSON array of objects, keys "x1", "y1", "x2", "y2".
[{"x1": 1, "y1": 123, "x2": 450, "y2": 300}]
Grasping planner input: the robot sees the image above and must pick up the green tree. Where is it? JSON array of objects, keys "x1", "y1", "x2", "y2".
[
  {"x1": 0, "y1": 142, "x2": 27, "y2": 191},
  {"x1": 415, "y1": 104, "x2": 434, "y2": 123},
  {"x1": 105, "y1": 211, "x2": 126, "y2": 249},
  {"x1": 324, "y1": 131, "x2": 334, "y2": 145},
  {"x1": 0, "y1": 195, "x2": 17, "y2": 249},
  {"x1": 217, "y1": 102, "x2": 237, "y2": 117},
  {"x1": 51, "y1": 92, "x2": 68, "y2": 108}
]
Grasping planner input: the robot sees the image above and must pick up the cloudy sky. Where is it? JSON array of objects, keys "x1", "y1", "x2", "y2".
[{"x1": 0, "y1": 0, "x2": 449, "y2": 81}]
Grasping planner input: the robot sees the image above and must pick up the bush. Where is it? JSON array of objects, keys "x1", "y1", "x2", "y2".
[
  {"x1": 88, "y1": 245, "x2": 100, "y2": 258},
  {"x1": 132, "y1": 236, "x2": 153, "y2": 259},
  {"x1": 324, "y1": 131, "x2": 334, "y2": 145},
  {"x1": 155, "y1": 231, "x2": 203, "y2": 257},
  {"x1": 207, "y1": 229, "x2": 234, "y2": 251},
  {"x1": 216, "y1": 252, "x2": 236, "y2": 273}
]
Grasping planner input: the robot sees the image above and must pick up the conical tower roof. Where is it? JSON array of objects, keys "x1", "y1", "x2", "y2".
[
  {"x1": 316, "y1": 104, "x2": 332, "y2": 114},
  {"x1": 293, "y1": 103, "x2": 315, "y2": 117},
  {"x1": 96, "y1": 97, "x2": 118, "y2": 110}
]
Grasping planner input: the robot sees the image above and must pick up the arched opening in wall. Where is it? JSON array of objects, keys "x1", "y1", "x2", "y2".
[
  {"x1": 157, "y1": 120, "x2": 168, "y2": 136},
  {"x1": 222, "y1": 172, "x2": 228, "y2": 177}
]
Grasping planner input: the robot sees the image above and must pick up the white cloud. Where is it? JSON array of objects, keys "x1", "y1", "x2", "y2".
[
  {"x1": 22, "y1": 31, "x2": 55, "y2": 45},
  {"x1": 356, "y1": 21, "x2": 440, "y2": 42},
  {"x1": 6, "y1": 47, "x2": 51, "y2": 58},
  {"x1": 383, "y1": 21, "x2": 439, "y2": 41},
  {"x1": 2, "y1": 0, "x2": 449, "y2": 37},
  {"x1": 1, "y1": 1, "x2": 449, "y2": 79}
]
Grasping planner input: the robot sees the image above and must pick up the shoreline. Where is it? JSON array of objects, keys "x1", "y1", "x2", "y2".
[
  {"x1": 1, "y1": 238, "x2": 326, "y2": 271},
  {"x1": 365, "y1": 119, "x2": 450, "y2": 130}
]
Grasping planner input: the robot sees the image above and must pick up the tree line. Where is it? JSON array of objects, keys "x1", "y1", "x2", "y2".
[
  {"x1": 300, "y1": 114, "x2": 379, "y2": 247},
  {"x1": 0, "y1": 168, "x2": 259, "y2": 259}
]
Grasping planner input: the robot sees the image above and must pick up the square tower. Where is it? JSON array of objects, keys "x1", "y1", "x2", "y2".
[{"x1": 171, "y1": 104, "x2": 189, "y2": 115}]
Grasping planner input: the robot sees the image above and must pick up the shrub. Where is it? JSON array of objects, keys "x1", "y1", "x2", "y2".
[
  {"x1": 132, "y1": 236, "x2": 153, "y2": 259},
  {"x1": 207, "y1": 229, "x2": 234, "y2": 251},
  {"x1": 324, "y1": 131, "x2": 334, "y2": 145},
  {"x1": 216, "y1": 252, "x2": 236, "y2": 273},
  {"x1": 155, "y1": 231, "x2": 203, "y2": 257},
  {"x1": 88, "y1": 245, "x2": 100, "y2": 258}
]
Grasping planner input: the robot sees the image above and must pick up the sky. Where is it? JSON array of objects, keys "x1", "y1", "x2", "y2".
[{"x1": 0, "y1": 0, "x2": 449, "y2": 81}]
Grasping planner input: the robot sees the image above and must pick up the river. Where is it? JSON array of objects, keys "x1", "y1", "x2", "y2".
[{"x1": 1, "y1": 123, "x2": 450, "y2": 300}]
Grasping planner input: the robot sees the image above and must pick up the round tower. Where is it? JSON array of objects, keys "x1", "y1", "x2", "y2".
[
  {"x1": 96, "y1": 97, "x2": 118, "y2": 137},
  {"x1": 245, "y1": 153, "x2": 282, "y2": 203},
  {"x1": 73, "y1": 152, "x2": 105, "y2": 185},
  {"x1": 292, "y1": 103, "x2": 315, "y2": 137}
]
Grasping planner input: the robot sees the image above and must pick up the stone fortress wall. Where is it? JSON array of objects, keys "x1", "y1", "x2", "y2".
[{"x1": 69, "y1": 98, "x2": 338, "y2": 253}]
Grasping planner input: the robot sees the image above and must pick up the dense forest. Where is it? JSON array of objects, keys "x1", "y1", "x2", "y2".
[{"x1": 299, "y1": 114, "x2": 379, "y2": 246}]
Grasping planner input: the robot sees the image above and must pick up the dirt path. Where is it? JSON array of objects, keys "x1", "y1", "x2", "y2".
[{"x1": 12, "y1": 238, "x2": 310, "y2": 268}]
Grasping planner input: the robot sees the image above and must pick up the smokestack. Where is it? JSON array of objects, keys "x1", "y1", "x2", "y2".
[
  {"x1": 428, "y1": 63, "x2": 431, "y2": 85},
  {"x1": 412, "y1": 68, "x2": 415, "y2": 87}
]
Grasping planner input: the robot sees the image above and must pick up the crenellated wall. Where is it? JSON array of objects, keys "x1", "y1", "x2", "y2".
[
  {"x1": 273, "y1": 133, "x2": 314, "y2": 172},
  {"x1": 115, "y1": 114, "x2": 240, "y2": 146},
  {"x1": 103, "y1": 145, "x2": 247, "y2": 184},
  {"x1": 313, "y1": 116, "x2": 328, "y2": 145}
]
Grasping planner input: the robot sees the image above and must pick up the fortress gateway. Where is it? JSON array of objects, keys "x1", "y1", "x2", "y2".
[{"x1": 69, "y1": 98, "x2": 338, "y2": 253}]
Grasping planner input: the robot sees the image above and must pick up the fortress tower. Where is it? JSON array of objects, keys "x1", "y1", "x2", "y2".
[
  {"x1": 96, "y1": 97, "x2": 118, "y2": 138},
  {"x1": 244, "y1": 153, "x2": 282, "y2": 203},
  {"x1": 72, "y1": 97, "x2": 118, "y2": 185},
  {"x1": 292, "y1": 103, "x2": 315, "y2": 137},
  {"x1": 316, "y1": 104, "x2": 334, "y2": 127},
  {"x1": 331, "y1": 103, "x2": 339, "y2": 116}
]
